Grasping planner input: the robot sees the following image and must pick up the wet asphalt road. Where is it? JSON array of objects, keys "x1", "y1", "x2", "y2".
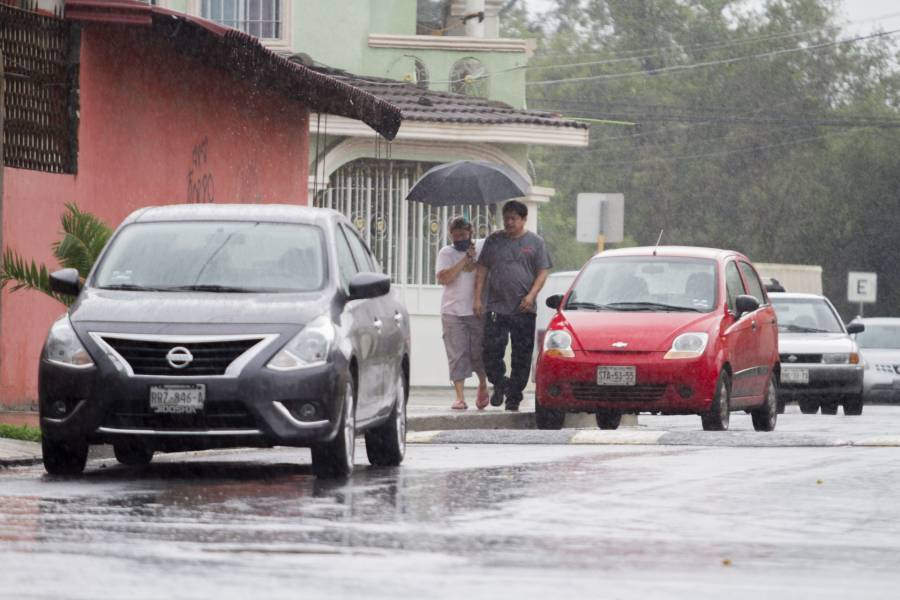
[{"x1": 2, "y1": 408, "x2": 900, "y2": 599}]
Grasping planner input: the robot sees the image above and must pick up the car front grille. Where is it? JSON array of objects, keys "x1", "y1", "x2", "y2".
[
  {"x1": 874, "y1": 364, "x2": 900, "y2": 374},
  {"x1": 780, "y1": 353, "x2": 823, "y2": 364},
  {"x1": 102, "y1": 400, "x2": 257, "y2": 430},
  {"x1": 570, "y1": 383, "x2": 667, "y2": 402},
  {"x1": 100, "y1": 336, "x2": 265, "y2": 376}
]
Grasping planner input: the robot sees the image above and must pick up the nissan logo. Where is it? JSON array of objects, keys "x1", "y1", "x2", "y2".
[{"x1": 166, "y1": 346, "x2": 194, "y2": 369}]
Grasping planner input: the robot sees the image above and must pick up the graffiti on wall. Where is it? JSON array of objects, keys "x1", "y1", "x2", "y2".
[{"x1": 187, "y1": 137, "x2": 215, "y2": 203}]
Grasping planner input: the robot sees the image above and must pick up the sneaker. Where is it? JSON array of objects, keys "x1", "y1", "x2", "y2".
[{"x1": 489, "y1": 387, "x2": 504, "y2": 407}]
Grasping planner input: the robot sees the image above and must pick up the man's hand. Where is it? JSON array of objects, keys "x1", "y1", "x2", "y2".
[
  {"x1": 473, "y1": 298, "x2": 484, "y2": 318},
  {"x1": 518, "y1": 294, "x2": 535, "y2": 313}
]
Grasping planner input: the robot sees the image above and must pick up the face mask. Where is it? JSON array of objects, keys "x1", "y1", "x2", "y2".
[{"x1": 453, "y1": 239, "x2": 471, "y2": 252}]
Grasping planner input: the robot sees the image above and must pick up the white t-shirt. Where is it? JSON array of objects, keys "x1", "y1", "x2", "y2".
[{"x1": 435, "y1": 239, "x2": 484, "y2": 316}]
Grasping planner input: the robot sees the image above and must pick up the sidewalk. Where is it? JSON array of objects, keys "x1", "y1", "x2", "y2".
[{"x1": 1, "y1": 386, "x2": 601, "y2": 467}]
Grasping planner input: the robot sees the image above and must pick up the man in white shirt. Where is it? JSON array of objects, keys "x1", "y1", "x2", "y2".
[{"x1": 436, "y1": 216, "x2": 489, "y2": 410}]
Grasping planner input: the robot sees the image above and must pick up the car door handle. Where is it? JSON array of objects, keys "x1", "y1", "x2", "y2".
[
  {"x1": 373, "y1": 318, "x2": 383, "y2": 332},
  {"x1": 751, "y1": 320, "x2": 758, "y2": 330}
]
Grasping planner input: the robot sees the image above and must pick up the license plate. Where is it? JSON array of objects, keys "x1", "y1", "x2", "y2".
[
  {"x1": 149, "y1": 384, "x2": 205, "y2": 414},
  {"x1": 597, "y1": 366, "x2": 636, "y2": 386},
  {"x1": 781, "y1": 367, "x2": 809, "y2": 385}
]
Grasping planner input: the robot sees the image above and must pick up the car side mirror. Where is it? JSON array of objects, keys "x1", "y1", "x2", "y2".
[
  {"x1": 734, "y1": 294, "x2": 759, "y2": 319},
  {"x1": 846, "y1": 321, "x2": 865, "y2": 335},
  {"x1": 546, "y1": 294, "x2": 563, "y2": 310},
  {"x1": 348, "y1": 272, "x2": 390, "y2": 300},
  {"x1": 49, "y1": 268, "x2": 82, "y2": 297}
]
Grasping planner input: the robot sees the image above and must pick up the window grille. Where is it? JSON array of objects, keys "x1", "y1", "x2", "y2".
[
  {"x1": 201, "y1": 0, "x2": 281, "y2": 39},
  {"x1": 316, "y1": 159, "x2": 497, "y2": 285}
]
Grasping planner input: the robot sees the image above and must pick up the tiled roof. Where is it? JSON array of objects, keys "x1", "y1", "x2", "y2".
[
  {"x1": 63, "y1": 0, "x2": 402, "y2": 140},
  {"x1": 310, "y1": 66, "x2": 589, "y2": 130}
]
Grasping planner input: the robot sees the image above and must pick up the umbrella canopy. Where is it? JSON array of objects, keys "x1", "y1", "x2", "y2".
[{"x1": 405, "y1": 160, "x2": 529, "y2": 206}]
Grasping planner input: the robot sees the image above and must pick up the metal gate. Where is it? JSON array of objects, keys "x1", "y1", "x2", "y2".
[{"x1": 316, "y1": 159, "x2": 496, "y2": 285}]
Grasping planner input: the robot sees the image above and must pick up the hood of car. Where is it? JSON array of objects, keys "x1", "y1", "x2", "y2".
[
  {"x1": 778, "y1": 333, "x2": 855, "y2": 354},
  {"x1": 70, "y1": 288, "x2": 331, "y2": 326},
  {"x1": 858, "y1": 348, "x2": 900, "y2": 366},
  {"x1": 561, "y1": 310, "x2": 715, "y2": 352}
]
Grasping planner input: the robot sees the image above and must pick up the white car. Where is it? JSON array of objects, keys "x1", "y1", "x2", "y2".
[
  {"x1": 855, "y1": 318, "x2": 900, "y2": 404},
  {"x1": 769, "y1": 293, "x2": 865, "y2": 415}
]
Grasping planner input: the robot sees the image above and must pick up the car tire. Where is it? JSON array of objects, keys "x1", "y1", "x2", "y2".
[
  {"x1": 776, "y1": 398, "x2": 786, "y2": 414},
  {"x1": 595, "y1": 411, "x2": 622, "y2": 430},
  {"x1": 843, "y1": 395, "x2": 864, "y2": 416},
  {"x1": 820, "y1": 402, "x2": 838, "y2": 415},
  {"x1": 751, "y1": 374, "x2": 778, "y2": 432},
  {"x1": 365, "y1": 370, "x2": 407, "y2": 467},
  {"x1": 113, "y1": 442, "x2": 154, "y2": 466},
  {"x1": 311, "y1": 377, "x2": 356, "y2": 479},
  {"x1": 798, "y1": 399, "x2": 819, "y2": 414},
  {"x1": 701, "y1": 371, "x2": 731, "y2": 431},
  {"x1": 41, "y1": 437, "x2": 88, "y2": 476},
  {"x1": 535, "y1": 398, "x2": 565, "y2": 430}
]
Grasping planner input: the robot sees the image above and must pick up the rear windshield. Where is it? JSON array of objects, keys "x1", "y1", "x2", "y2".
[
  {"x1": 93, "y1": 221, "x2": 327, "y2": 293},
  {"x1": 855, "y1": 325, "x2": 900, "y2": 349},
  {"x1": 770, "y1": 297, "x2": 844, "y2": 334},
  {"x1": 565, "y1": 257, "x2": 718, "y2": 313}
]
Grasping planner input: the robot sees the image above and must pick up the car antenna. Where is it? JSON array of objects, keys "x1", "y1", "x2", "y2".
[{"x1": 653, "y1": 230, "x2": 664, "y2": 256}]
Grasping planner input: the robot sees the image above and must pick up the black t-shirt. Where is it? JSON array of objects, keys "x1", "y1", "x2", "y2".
[{"x1": 477, "y1": 230, "x2": 552, "y2": 314}]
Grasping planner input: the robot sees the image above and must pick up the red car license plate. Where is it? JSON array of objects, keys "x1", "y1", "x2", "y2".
[{"x1": 597, "y1": 366, "x2": 636, "y2": 386}]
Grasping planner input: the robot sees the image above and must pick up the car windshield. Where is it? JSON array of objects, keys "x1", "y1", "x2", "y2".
[
  {"x1": 565, "y1": 257, "x2": 717, "y2": 313},
  {"x1": 855, "y1": 324, "x2": 900, "y2": 349},
  {"x1": 93, "y1": 221, "x2": 327, "y2": 292},
  {"x1": 771, "y1": 297, "x2": 844, "y2": 333}
]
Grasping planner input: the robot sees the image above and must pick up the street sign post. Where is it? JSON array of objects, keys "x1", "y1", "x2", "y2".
[
  {"x1": 847, "y1": 271, "x2": 877, "y2": 317},
  {"x1": 576, "y1": 193, "x2": 624, "y2": 252}
]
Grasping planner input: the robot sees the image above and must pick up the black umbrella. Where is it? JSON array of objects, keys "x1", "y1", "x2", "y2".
[{"x1": 405, "y1": 160, "x2": 529, "y2": 206}]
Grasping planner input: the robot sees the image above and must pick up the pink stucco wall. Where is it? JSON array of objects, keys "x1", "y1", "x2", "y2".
[{"x1": 0, "y1": 27, "x2": 310, "y2": 406}]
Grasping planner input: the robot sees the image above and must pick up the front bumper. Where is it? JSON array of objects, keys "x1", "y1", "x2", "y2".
[
  {"x1": 536, "y1": 351, "x2": 719, "y2": 414},
  {"x1": 778, "y1": 364, "x2": 863, "y2": 400},
  {"x1": 39, "y1": 356, "x2": 348, "y2": 451}
]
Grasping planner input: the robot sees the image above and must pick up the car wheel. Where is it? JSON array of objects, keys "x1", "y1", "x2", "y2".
[
  {"x1": 311, "y1": 377, "x2": 356, "y2": 479},
  {"x1": 798, "y1": 399, "x2": 819, "y2": 414},
  {"x1": 701, "y1": 371, "x2": 731, "y2": 431},
  {"x1": 776, "y1": 398, "x2": 786, "y2": 414},
  {"x1": 365, "y1": 370, "x2": 407, "y2": 467},
  {"x1": 113, "y1": 442, "x2": 154, "y2": 466},
  {"x1": 843, "y1": 395, "x2": 864, "y2": 416},
  {"x1": 41, "y1": 437, "x2": 88, "y2": 476},
  {"x1": 751, "y1": 374, "x2": 778, "y2": 432},
  {"x1": 820, "y1": 402, "x2": 838, "y2": 415},
  {"x1": 595, "y1": 411, "x2": 622, "y2": 430},
  {"x1": 535, "y1": 398, "x2": 565, "y2": 430}
]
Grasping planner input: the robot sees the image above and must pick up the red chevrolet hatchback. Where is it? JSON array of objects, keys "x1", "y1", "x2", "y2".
[{"x1": 535, "y1": 246, "x2": 779, "y2": 431}]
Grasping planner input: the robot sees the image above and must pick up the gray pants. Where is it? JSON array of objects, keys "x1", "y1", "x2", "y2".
[{"x1": 441, "y1": 314, "x2": 486, "y2": 382}]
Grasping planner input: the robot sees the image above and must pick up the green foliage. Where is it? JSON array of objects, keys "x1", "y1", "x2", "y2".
[
  {"x1": 523, "y1": 0, "x2": 900, "y2": 318},
  {"x1": 0, "y1": 423, "x2": 41, "y2": 443},
  {"x1": 0, "y1": 203, "x2": 112, "y2": 306}
]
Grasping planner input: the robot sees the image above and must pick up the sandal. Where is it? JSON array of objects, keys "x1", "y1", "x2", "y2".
[
  {"x1": 475, "y1": 387, "x2": 489, "y2": 410},
  {"x1": 450, "y1": 400, "x2": 468, "y2": 410}
]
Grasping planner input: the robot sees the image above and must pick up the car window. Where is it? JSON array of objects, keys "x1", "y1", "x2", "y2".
[
  {"x1": 335, "y1": 226, "x2": 359, "y2": 294},
  {"x1": 770, "y1": 297, "x2": 844, "y2": 333},
  {"x1": 725, "y1": 261, "x2": 745, "y2": 312},
  {"x1": 93, "y1": 221, "x2": 327, "y2": 292},
  {"x1": 738, "y1": 262, "x2": 767, "y2": 304},
  {"x1": 856, "y1": 324, "x2": 900, "y2": 349},
  {"x1": 342, "y1": 225, "x2": 376, "y2": 272},
  {"x1": 565, "y1": 257, "x2": 717, "y2": 312}
]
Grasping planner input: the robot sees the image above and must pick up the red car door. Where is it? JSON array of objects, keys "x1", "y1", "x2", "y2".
[
  {"x1": 738, "y1": 261, "x2": 778, "y2": 396},
  {"x1": 722, "y1": 260, "x2": 760, "y2": 405}
]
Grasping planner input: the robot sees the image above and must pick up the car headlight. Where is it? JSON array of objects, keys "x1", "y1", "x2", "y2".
[
  {"x1": 267, "y1": 316, "x2": 335, "y2": 371},
  {"x1": 822, "y1": 353, "x2": 859, "y2": 365},
  {"x1": 664, "y1": 332, "x2": 709, "y2": 359},
  {"x1": 543, "y1": 329, "x2": 575, "y2": 358},
  {"x1": 44, "y1": 315, "x2": 94, "y2": 368}
]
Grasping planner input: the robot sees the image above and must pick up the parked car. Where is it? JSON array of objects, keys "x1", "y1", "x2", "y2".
[
  {"x1": 769, "y1": 293, "x2": 864, "y2": 415},
  {"x1": 40, "y1": 204, "x2": 410, "y2": 478},
  {"x1": 855, "y1": 318, "x2": 900, "y2": 404},
  {"x1": 535, "y1": 246, "x2": 779, "y2": 431},
  {"x1": 533, "y1": 271, "x2": 578, "y2": 381}
]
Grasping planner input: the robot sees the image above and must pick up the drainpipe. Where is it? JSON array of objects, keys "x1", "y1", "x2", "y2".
[{"x1": 464, "y1": 0, "x2": 485, "y2": 38}]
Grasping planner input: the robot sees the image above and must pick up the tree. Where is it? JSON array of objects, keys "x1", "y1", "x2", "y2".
[{"x1": 0, "y1": 204, "x2": 112, "y2": 305}]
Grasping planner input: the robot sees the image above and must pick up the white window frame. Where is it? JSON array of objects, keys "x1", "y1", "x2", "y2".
[{"x1": 189, "y1": 0, "x2": 290, "y2": 51}]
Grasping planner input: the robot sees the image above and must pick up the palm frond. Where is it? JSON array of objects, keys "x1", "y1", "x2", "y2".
[
  {"x1": 52, "y1": 203, "x2": 113, "y2": 278},
  {"x1": 0, "y1": 248, "x2": 70, "y2": 305}
]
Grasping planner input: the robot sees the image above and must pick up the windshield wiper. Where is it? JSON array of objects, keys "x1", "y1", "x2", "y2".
[
  {"x1": 165, "y1": 284, "x2": 256, "y2": 293},
  {"x1": 99, "y1": 284, "x2": 169, "y2": 292},
  {"x1": 565, "y1": 301, "x2": 618, "y2": 311},
  {"x1": 606, "y1": 301, "x2": 703, "y2": 312},
  {"x1": 782, "y1": 324, "x2": 830, "y2": 333}
]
